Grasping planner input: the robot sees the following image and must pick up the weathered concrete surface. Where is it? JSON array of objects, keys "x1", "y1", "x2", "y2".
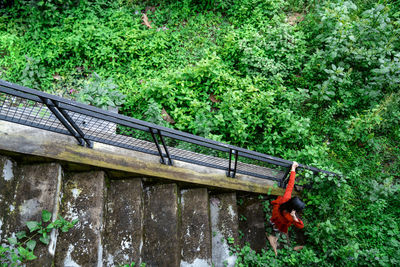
[
  {"x1": 142, "y1": 183, "x2": 180, "y2": 266},
  {"x1": 210, "y1": 193, "x2": 238, "y2": 267},
  {"x1": 180, "y1": 188, "x2": 212, "y2": 267},
  {"x1": 55, "y1": 171, "x2": 106, "y2": 267},
  {"x1": 104, "y1": 179, "x2": 143, "y2": 266},
  {"x1": 237, "y1": 197, "x2": 266, "y2": 253},
  {"x1": 0, "y1": 120, "x2": 288, "y2": 196},
  {"x1": 0, "y1": 155, "x2": 17, "y2": 241},
  {"x1": 5, "y1": 163, "x2": 63, "y2": 267}
]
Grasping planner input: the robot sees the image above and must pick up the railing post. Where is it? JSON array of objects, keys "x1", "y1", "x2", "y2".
[
  {"x1": 227, "y1": 149, "x2": 233, "y2": 177},
  {"x1": 157, "y1": 129, "x2": 173, "y2": 166},
  {"x1": 41, "y1": 97, "x2": 85, "y2": 147},
  {"x1": 226, "y1": 149, "x2": 238, "y2": 178},
  {"x1": 54, "y1": 101, "x2": 93, "y2": 148},
  {"x1": 232, "y1": 149, "x2": 238, "y2": 178},
  {"x1": 150, "y1": 127, "x2": 166, "y2": 165}
]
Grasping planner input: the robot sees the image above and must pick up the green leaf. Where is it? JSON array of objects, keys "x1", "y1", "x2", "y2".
[
  {"x1": 26, "y1": 252, "x2": 37, "y2": 261},
  {"x1": 42, "y1": 210, "x2": 52, "y2": 223},
  {"x1": 53, "y1": 218, "x2": 63, "y2": 228},
  {"x1": 18, "y1": 246, "x2": 37, "y2": 261},
  {"x1": 39, "y1": 234, "x2": 50, "y2": 245},
  {"x1": 0, "y1": 245, "x2": 9, "y2": 253},
  {"x1": 267, "y1": 187, "x2": 272, "y2": 195},
  {"x1": 16, "y1": 231, "x2": 27, "y2": 239},
  {"x1": 7, "y1": 237, "x2": 18, "y2": 245},
  {"x1": 10, "y1": 250, "x2": 20, "y2": 262},
  {"x1": 26, "y1": 221, "x2": 40, "y2": 232},
  {"x1": 26, "y1": 240, "x2": 36, "y2": 251},
  {"x1": 18, "y1": 246, "x2": 28, "y2": 257}
]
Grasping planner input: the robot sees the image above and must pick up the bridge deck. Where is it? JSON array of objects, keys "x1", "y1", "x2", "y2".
[
  {"x1": 0, "y1": 97, "x2": 285, "y2": 182},
  {"x1": 0, "y1": 119, "x2": 289, "y2": 196}
]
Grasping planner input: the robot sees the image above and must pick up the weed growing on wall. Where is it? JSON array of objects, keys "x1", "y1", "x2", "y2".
[
  {"x1": 0, "y1": 210, "x2": 78, "y2": 266},
  {"x1": 119, "y1": 262, "x2": 146, "y2": 267}
]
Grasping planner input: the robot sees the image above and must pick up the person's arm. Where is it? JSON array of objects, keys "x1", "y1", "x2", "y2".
[
  {"x1": 284, "y1": 210, "x2": 305, "y2": 229},
  {"x1": 290, "y1": 210, "x2": 304, "y2": 229},
  {"x1": 282, "y1": 162, "x2": 298, "y2": 202}
]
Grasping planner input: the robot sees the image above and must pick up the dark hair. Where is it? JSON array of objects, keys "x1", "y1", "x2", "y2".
[{"x1": 279, "y1": 197, "x2": 305, "y2": 214}]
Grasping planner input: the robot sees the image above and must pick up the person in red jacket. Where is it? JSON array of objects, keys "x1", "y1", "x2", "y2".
[{"x1": 267, "y1": 161, "x2": 305, "y2": 256}]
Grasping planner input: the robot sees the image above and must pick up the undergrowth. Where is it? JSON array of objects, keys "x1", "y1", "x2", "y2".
[{"x1": 0, "y1": 0, "x2": 399, "y2": 266}]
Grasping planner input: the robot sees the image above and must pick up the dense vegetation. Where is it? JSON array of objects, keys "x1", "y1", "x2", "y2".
[{"x1": 0, "y1": 0, "x2": 399, "y2": 266}]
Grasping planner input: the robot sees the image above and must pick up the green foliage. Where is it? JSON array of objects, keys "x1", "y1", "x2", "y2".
[
  {"x1": 238, "y1": 230, "x2": 244, "y2": 240},
  {"x1": 218, "y1": 0, "x2": 286, "y2": 27},
  {"x1": 0, "y1": 210, "x2": 78, "y2": 266},
  {"x1": 239, "y1": 215, "x2": 247, "y2": 222},
  {"x1": 233, "y1": 243, "x2": 323, "y2": 266},
  {"x1": 0, "y1": 0, "x2": 399, "y2": 265},
  {"x1": 50, "y1": 66, "x2": 88, "y2": 98},
  {"x1": 20, "y1": 56, "x2": 47, "y2": 89},
  {"x1": 119, "y1": 262, "x2": 146, "y2": 267},
  {"x1": 77, "y1": 72, "x2": 126, "y2": 110},
  {"x1": 143, "y1": 99, "x2": 169, "y2": 126},
  {"x1": 221, "y1": 23, "x2": 307, "y2": 80},
  {"x1": 303, "y1": 1, "x2": 400, "y2": 114}
]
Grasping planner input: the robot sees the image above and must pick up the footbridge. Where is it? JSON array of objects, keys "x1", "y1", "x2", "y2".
[{"x1": 0, "y1": 80, "x2": 337, "y2": 266}]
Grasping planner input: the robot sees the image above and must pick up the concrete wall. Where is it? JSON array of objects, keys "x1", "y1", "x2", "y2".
[{"x1": 0, "y1": 121, "x2": 288, "y2": 266}]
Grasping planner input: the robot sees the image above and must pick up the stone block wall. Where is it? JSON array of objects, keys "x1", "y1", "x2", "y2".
[{"x1": 0, "y1": 154, "x2": 274, "y2": 267}]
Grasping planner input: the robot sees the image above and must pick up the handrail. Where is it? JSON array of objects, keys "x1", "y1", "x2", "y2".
[{"x1": 0, "y1": 80, "x2": 338, "y2": 187}]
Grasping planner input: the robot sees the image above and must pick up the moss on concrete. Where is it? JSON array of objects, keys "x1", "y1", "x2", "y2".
[
  {"x1": 142, "y1": 183, "x2": 180, "y2": 266},
  {"x1": 237, "y1": 196, "x2": 267, "y2": 253},
  {"x1": 180, "y1": 188, "x2": 212, "y2": 266},
  {"x1": 210, "y1": 193, "x2": 238, "y2": 267},
  {"x1": 103, "y1": 178, "x2": 143, "y2": 265},
  {"x1": 8, "y1": 163, "x2": 62, "y2": 266},
  {"x1": 0, "y1": 156, "x2": 17, "y2": 241},
  {"x1": 54, "y1": 171, "x2": 106, "y2": 267}
]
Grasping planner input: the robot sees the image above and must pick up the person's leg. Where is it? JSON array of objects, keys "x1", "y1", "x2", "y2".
[
  {"x1": 285, "y1": 230, "x2": 304, "y2": 251},
  {"x1": 284, "y1": 232, "x2": 291, "y2": 246}
]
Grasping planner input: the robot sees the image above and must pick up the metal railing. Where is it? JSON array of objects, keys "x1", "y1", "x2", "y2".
[{"x1": 0, "y1": 80, "x2": 338, "y2": 187}]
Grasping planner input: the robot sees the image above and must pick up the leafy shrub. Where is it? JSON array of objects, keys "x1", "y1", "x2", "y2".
[
  {"x1": 0, "y1": 210, "x2": 77, "y2": 266},
  {"x1": 303, "y1": 1, "x2": 400, "y2": 113},
  {"x1": 76, "y1": 72, "x2": 126, "y2": 110},
  {"x1": 20, "y1": 56, "x2": 47, "y2": 90},
  {"x1": 220, "y1": 0, "x2": 286, "y2": 27},
  {"x1": 237, "y1": 25, "x2": 306, "y2": 79},
  {"x1": 0, "y1": 0, "x2": 399, "y2": 265}
]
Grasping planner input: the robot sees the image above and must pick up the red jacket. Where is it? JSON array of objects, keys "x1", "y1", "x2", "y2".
[{"x1": 270, "y1": 171, "x2": 304, "y2": 233}]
